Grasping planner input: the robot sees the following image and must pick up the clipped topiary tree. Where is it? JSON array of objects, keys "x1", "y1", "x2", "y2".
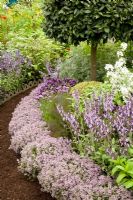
[{"x1": 43, "y1": 0, "x2": 133, "y2": 80}]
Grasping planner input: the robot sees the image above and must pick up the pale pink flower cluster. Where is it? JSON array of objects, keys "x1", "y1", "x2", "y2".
[
  {"x1": 38, "y1": 154, "x2": 131, "y2": 200},
  {"x1": 19, "y1": 136, "x2": 72, "y2": 177},
  {"x1": 9, "y1": 88, "x2": 132, "y2": 199}
]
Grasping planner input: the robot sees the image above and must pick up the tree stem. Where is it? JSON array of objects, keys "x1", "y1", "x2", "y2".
[{"x1": 90, "y1": 43, "x2": 97, "y2": 81}]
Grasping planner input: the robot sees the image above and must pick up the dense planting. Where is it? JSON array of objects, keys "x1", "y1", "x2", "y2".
[
  {"x1": 1, "y1": 0, "x2": 133, "y2": 199},
  {"x1": 9, "y1": 44, "x2": 133, "y2": 197},
  {"x1": 43, "y1": 0, "x2": 133, "y2": 79},
  {"x1": 9, "y1": 87, "x2": 133, "y2": 199},
  {"x1": 1, "y1": 0, "x2": 132, "y2": 98},
  {"x1": 59, "y1": 42, "x2": 121, "y2": 81},
  {"x1": 0, "y1": 0, "x2": 64, "y2": 101},
  {"x1": 56, "y1": 45, "x2": 133, "y2": 189}
]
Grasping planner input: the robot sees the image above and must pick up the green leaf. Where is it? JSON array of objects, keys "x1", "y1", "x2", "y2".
[
  {"x1": 112, "y1": 165, "x2": 125, "y2": 175},
  {"x1": 104, "y1": 28, "x2": 110, "y2": 33},
  {"x1": 44, "y1": 0, "x2": 133, "y2": 44},
  {"x1": 116, "y1": 172, "x2": 127, "y2": 184},
  {"x1": 28, "y1": 72, "x2": 31, "y2": 77},
  {"x1": 128, "y1": 148, "x2": 133, "y2": 155},
  {"x1": 123, "y1": 180, "x2": 133, "y2": 189},
  {"x1": 125, "y1": 162, "x2": 133, "y2": 172}
]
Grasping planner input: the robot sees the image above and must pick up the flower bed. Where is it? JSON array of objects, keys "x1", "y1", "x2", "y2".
[{"x1": 9, "y1": 86, "x2": 133, "y2": 199}]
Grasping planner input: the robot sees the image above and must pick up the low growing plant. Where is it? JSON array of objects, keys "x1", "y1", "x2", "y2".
[{"x1": 110, "y1": 158, "x2": 133, "y2": 189}]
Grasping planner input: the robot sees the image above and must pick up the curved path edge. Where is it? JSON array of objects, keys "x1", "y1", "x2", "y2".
[
  {"x1": 0, "y1": 79, "x2": 42, "y2": 106},
  {"x1": 0, "y1": 88, "x2": 54, "y2": 200}
]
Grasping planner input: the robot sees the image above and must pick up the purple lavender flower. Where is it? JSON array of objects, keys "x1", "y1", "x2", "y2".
[
  {"x1": 56, "y1": 104, "x2": 81, "y2": 135},
  {"x1": 113, "y1": 97, "x2": 133, "y2": 140},
  {"x1": 0, "y1": 50, "x2": 32, "y2": 74},
  {"x1": 84, "y1": 94, "x2": 114, "y2": 139}
]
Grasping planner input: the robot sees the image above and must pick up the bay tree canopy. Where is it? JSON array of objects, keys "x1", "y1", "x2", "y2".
[{"x1": 43, "y1": 0, "x2": 133, "y2": 80}]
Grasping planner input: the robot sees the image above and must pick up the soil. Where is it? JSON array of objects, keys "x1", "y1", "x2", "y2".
[{"x1": 0, "y1": 89, "x2": 55, "y2": 200}]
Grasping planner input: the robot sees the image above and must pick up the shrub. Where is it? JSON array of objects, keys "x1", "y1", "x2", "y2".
[
  {"x1": 43, "y1": 0, "x2": 133, "y2": 80},
  {"x1": 0, "y1": 0, "x2": 63, "y2": 82},
  {"x1": 6, "y1": 30, "x2": 65, "y2": 75},
  {"x1": 0, "y1": 0, "x2": 43, "y2": 44},
  {"x1": 57, "y1": 89, "x2": 133, "y2": 187},
  {"x1": 59, "y1": 42, "x2": 120, "y2": 81},
  {"x1": 59, "y1": 42, "x2": 91, "y2": 81},
  {"x1": 70, "y1": 81, "x2": 102, "y2": 96}
]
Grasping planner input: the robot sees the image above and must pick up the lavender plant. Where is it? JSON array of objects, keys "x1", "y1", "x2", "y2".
[
  {"x1": 0, "y1": 50, "x2": 32, "y2": 92},
  {"x1": 0, "y1": 50, "x2": 29, "y2": 73}
]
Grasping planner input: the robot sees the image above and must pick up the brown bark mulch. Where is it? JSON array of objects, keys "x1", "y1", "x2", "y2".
[{"x1": 0, "y1": 89, "x2": 54, "y2": 200}]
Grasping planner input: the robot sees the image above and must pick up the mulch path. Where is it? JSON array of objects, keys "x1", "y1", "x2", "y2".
[{"x1": 0, "y1": 89, "x2": 55, "y2": 200}]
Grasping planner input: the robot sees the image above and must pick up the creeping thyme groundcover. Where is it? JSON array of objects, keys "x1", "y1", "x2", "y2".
[
  {"x1": 9, "y1": 44, "x2": 133, "y2": 199},
  {"x1": 1, "y1": 0, "x2": 132, "y2": 198}
]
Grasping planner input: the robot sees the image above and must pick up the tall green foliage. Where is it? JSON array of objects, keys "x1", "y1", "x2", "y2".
[{"x1": 43, "y1": 0, "x2": 133, "y2": 80}]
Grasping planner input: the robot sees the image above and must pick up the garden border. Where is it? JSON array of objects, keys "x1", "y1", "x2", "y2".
[{"x1": 8, "y1": 86, "x2": 133, "y2": 200}]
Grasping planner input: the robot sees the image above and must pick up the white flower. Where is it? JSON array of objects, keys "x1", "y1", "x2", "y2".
[
  {"x1": 119, "y1": 57, "x2": 126, "y2": 63},
  {"x1": 105, "y1": 64, "x2": 114, "y2": 71},
  {"x1": 120, "y1": 87, "x2": 129, "y2": 97},
  {"x1": 117, "y1": 51, "x2": 123, "y2": 58},
  {"x1": 121, "y1": 67, "x2": 129, "y2": 74},
  {"x1": 3, "y1": 4, "x2": 9, "y2": 9},
  {"x1": 121, "y1": 42, "x2": 127, "y2": 51},
  {"x1": 105, "y1": 43, "x2": 133, "y2": 102},
  {"x1": 114, "y1": 58, "x2": 126, "y2": 68}
]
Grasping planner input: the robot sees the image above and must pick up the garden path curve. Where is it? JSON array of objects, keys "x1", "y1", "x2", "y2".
[{"x1": 0, "y1": 89, "x2": 54, "y2": 200}]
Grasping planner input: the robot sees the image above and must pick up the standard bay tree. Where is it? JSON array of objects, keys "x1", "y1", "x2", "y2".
[{"x1": 43, "y1": 0, "x2": 133, "y2": 80}]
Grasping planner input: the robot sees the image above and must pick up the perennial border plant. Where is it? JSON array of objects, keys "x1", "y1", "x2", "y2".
[
  {"x1": 9, "y1": 84, "x2": 133, "y2": 199},
  {"x1": 105, "y1": 43, "x2": 133, "y2": 101}
]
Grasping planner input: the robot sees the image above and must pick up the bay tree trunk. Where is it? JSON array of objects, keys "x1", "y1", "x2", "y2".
[{"x1": 90, "y1": 42, "x2": 98, "y2": 81}]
